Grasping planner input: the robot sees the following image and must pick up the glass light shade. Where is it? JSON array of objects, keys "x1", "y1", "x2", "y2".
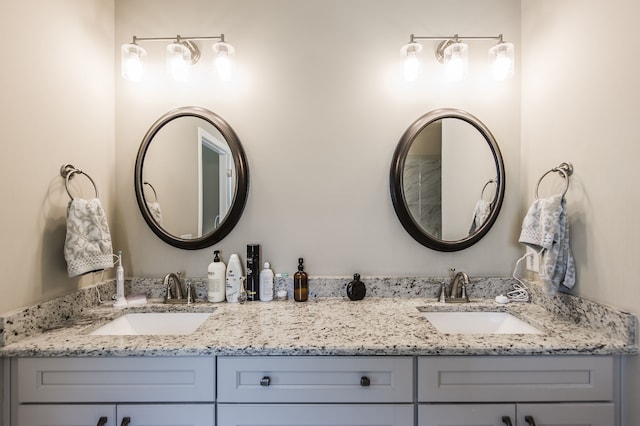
[
  {"x1": 213, "y1": 42, "x2": 235, "y2": 82},
  {"x1": 443, "y1": 42, "x2": 468, "y2": 82},
  {"x1": 489, "y1": 42, "x2": 515, "y2": 81},
  {"x1": 401, "y1": 42, "x2": 423, "y2": 82},
  {"x1": 166, "y1": 42, "x2": 192, "y2": 82},
  {"x1": 121, "y1": 43, "x2": 147, "y2": 82}
]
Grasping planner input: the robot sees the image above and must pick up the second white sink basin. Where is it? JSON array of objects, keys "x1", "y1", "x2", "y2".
[
  {"x1": 89, "y1": 312, "x2": 212, "y2": 336},
  {"x1": 422, "y1": 311, "x2": 542, "y2": 334}
]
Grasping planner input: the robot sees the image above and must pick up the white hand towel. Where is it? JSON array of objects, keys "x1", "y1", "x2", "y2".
[
  {"x1": 64, "y1": 198, "x2": 114, "y2": 277},
  {"x1": 519, "y1": 194, "x2": 576, "y2": 295},
  {"x1": 469, "y1": 199, "x2": 492, "y2": 234},
  {"x1": 146, "y1": 201, "x2": 163, "y2": 225}
]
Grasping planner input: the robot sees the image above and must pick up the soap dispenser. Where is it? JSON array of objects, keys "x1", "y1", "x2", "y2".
[
  {"x1": 293, "y1": 257, "x2": 308, "y2": 302},
  {"x1": 207, "y1": 250, "x2": 226, "y2": 303}
]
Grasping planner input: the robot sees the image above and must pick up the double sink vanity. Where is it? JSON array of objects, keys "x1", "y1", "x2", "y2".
[{"x1": 1, "y1": 277, "x2": 636, "y2": 426}]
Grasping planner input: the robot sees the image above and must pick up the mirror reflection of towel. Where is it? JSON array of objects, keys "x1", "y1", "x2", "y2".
[
  {"x1": 519, "y1": 194, "x2": 575, "y2": 295},
  {"x1": 469, "y1": 200, "x2": 491, "y2": 234},
  {"x1": 64, "y1": 198, "x2": 114, "y2": 277},
  {"x1": 146, "y1": 201, "x2": 163, "y2": 225}
]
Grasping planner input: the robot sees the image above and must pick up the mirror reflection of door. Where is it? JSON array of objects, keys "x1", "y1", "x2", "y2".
[
  {"x1": 404, "y1": 118, "x2": 495, "y2": 241},
  {"x1": 198, "y1": 127, "x2": 233, "y2": 237}
]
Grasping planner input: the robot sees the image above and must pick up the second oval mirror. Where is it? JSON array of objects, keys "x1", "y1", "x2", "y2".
[
  {"x1": 135, "y1": 106, "x2": 249, "y2": 250},
  {"x1": 390, "y1": 109, "x2": 505, "y2": 251}
]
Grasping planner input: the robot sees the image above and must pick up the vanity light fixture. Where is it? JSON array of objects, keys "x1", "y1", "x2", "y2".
[
  {"x1": 401, "y1": 34, "x2": 514, "y2": 82},
  {"x1": 121, "y1": 34, "x2": 234, "y2": 82}
]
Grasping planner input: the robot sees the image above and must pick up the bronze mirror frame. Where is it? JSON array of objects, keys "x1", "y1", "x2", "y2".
[
  {"x1": 389, "y1": 108, "x2": 505, "y2": 252},
  {"x1": 134, "y1": 106, "x2": 249, "y2": 250}
]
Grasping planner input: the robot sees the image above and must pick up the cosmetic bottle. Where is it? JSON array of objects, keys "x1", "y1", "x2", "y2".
[
  {"x1": 259, "y1": 262, "x2": 274, "y2": 302},
  {"x1": 246, "y1": 244, "x2": 260, "y2": 301},
  {"x1": 207, "y1": 250, "x2": 226, "y2": 303},
  {"x1": 293, "y1": 257, "x2": 308, "y2": 302},
  {"x1": 113, "y1": 251, "x2": 127, "y2": 308},
  {"x1": 225, "y1": 254, "x2": 243, "y2": 303}
]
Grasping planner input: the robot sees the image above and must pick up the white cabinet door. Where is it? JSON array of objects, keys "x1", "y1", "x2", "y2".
[
  {"x1": 17, "y1": 404, "x2": 117, "y2": 426},
  {"x1": 117, "y1": 404, "x2": 215, "y2": 426},
  {"x1": 217, "y1": 404, "x2": 414, "y2": 426},
  {"x1": 517, "y1": 403, "x2": 615, "y2": 426},
  {"x1": 419, "y1": 404, "x2": 516, "y2": 426}
]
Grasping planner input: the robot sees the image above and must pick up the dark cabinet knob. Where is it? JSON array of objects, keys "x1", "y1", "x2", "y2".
[
  {"x1": 97, "y1": 417, "x2": 108, "y2": 426},
  {"x1": 120, "y1": 417, "x2": 131, "y2": 426},
  {"x1": 260, "y1": 376, "x2": 271, "y2": 386},
  {"x1": 524, "y1": 415, "x2": 537, "y2": 426},
  {"x1": 360, "y1": 376, "x2": 371, "y2": 387},
  {"x1": 501, "y1": 416, "x2": 513, "y2": 426}
]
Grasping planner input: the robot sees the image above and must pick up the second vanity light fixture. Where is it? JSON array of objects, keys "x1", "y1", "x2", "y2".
[
  {"x1": 121, "y1": 34, "x2": 235, "y2": 82},
  {"x1": 401, "y1": 34, "x2": 514, "y2": 82}
]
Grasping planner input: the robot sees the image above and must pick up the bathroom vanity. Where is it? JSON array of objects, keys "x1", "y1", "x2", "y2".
[{"x1": 1, "y1": 294, "x2": 635, "y2": 426}]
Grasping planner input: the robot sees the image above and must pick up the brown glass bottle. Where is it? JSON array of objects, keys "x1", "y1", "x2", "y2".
[{"x1": 293, "y1": 257, "x2": 308, "y2": 302}]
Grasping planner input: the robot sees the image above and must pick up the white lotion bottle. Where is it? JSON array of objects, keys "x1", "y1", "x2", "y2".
[
  {"x1": 225, "y1": 254, "x2": 243, "y2": 303},
  {"x1": 207, "y1": 250, "x2": 226, "y2": 303},
  {"x1": 259, "y1": 262, "x2": 274, "y2": 302}
]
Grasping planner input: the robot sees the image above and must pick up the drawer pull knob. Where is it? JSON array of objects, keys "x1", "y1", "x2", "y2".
[
  {"x1": 524, "y1": 416, "x2": 537, "y2": 426},
  {"x1": 121, "y1": 417, "x2": 131, "y2": 426},
  {"x1": 97, "y1": 417, "x2": 108, "y2": 426},
  {"x1": 260, "y1": 376, "x2": 271, "y2": 386},
  {"x1": 360, "y1": 376, "x2": 371, "y2": 386},
  {"x1": 501, "y1": 416, "x2": 513, "y2": 426}
]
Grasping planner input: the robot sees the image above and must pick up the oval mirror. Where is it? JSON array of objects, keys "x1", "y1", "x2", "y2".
[
  {"x1": 390, "y1": 108, "x2": 505, "y2": 251},
  {"x1": 134, "y1": 106, "x2": 249, "y2": 250}
]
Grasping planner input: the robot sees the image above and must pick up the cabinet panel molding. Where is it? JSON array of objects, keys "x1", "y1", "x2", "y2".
[
  {"x1": 218, "y1": 356, "x2": 413, "y2": 403},
  {"x1": 15, "y1": 357, "x2": 215, "y2": 403},
  {"x1": 217, "y1": 403, "x2": 414, "y2": 425},
  {"x1": 418, "y1": 355, "x2": 613, "y2": 402}
]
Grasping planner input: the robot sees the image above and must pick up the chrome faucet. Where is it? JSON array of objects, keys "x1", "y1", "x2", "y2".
[
  {"x1": 448, "y1": 271, "x2": 470, "y2": 303},
  {"x1": 164, "y1": 272, "x2": 186, "y2": 303},
  {"x1": 438, "y1": 270, "x2": 470, "y2": 303}
]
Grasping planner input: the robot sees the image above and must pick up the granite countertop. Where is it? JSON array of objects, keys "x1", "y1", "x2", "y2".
[{"x1": 0, "y1": 296, "x2": 636, "y2": 357}]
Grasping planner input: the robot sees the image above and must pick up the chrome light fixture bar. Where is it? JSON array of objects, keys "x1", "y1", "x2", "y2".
[
  {"x1": 401, "y1": 34, "x2": 514, "y2": 82},
  {"x1": 121, "y1": 34, "x2": 235, "y2": 82}
]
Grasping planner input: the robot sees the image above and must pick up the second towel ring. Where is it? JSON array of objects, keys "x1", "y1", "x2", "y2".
[
  {"x1": 535, "y1": 162, "x2": 573, "y2": 200},
  {"x1": 144, "y1": 181, "x2": 159, "y2": 202},
  {"x1": 480, "y1": 179, "x2": 497, "y2": 203},
  {"x1": 60, "y1": 163, "x2": 99, "y2": 200}
]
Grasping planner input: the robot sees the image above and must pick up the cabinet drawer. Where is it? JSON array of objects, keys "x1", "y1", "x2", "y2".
[
  {"x1": 217, "y1": 404, "x2": 414, "y2": 425},
  {"x1": 217, "y1": 356, "x2": 413, "y2": 403},
  {"x1": 418, "y1": 355, "x2": 613, "y2": 402},
  {"x1": 15, "y1": 357, "x2": 215, "y2": 403}
]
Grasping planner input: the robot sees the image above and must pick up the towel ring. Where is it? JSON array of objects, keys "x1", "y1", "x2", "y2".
[
  {"x1": 144, "y1": 181, "x2": 159, "y2": 202},
  {"x1": 60, "y1": 163, "x2": 99, "y2": 200},
  {"x1": 480, "y1": 179, "x2": 497, "y2": 203},
  {"x1": 535, "y1": 162, "x2": 573, "y2": 200}
]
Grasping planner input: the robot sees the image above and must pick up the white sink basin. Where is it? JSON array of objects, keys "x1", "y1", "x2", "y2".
[
  {"x1": 89, "y1": 312, "x2": 212, "y2": 336},
  {"x1": 422, "y1": 311, "x2": 542, "y2": 334}
]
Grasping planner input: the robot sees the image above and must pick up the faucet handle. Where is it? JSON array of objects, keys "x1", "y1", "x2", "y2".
[
  {"x1": 186, "y1": 280, "x2": 195, "y2": 304},
  {"x1": 438, "y1": 281, "x2": 447, "y2": 303}
]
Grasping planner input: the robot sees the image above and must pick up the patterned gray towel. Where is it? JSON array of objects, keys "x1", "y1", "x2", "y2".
[
  {"x1": 64, "y1": 198, "x2": 114, "y2": 277},
  {"x1": 519, "y1": 194, "x2": 575, "y2": 295}
]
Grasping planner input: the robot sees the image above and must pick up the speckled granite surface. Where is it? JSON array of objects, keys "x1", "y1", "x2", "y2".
[{"x1": 0, "y1": 276, "x2": 636, "y2": 357}]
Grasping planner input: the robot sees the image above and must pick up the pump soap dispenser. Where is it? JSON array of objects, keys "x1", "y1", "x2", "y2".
[{"x1": 293, "y1": 257, "x2": 308, "y2": 302}]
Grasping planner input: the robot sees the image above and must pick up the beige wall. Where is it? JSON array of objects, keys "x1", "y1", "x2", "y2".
[
  {"x1": 114, "y1": 0, "x2": 522, "y2": 278},
  {"x1": 0, "y1": 0, "x2": 115, "y2": 313},
  {"x1": 521, "y1": 0, "x2": 640, "y2": 423}
]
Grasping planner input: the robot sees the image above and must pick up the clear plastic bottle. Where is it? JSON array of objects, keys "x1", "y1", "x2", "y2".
[
  {"x1": 225, "y1": 254, "x2": 243, "y2": 303},
  {"x1": 259, "y1": 262, "x2": 274, "y2": 302},
  {"x1": 113, "y1": 251, "x2": 127, "y2": 308},
  {"x1": 207, "y1": 250, "x2": 226, "y2": 303},
  {"x1": 293, "y1": 257, "x2": 308, "y2": 302}
]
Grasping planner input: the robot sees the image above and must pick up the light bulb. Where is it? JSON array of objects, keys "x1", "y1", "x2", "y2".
[
  {"x1": 400, "y1": 42, "x2": 423, "y2": 82},
  {"x1": 213, "y1": 42, "x2": 235, "y2": 82},
  {"x1": 490, "y1": 42, "x2": 514, "y2": 81},
  {"x1": 166, "y1": 42, "x2": 192, "y2": 82},
  {"x1": 121, "y1": 43, "x2": 146, "y2": 82},
  {"x1": 444, "y1": 42, "x2": 468, "y2": 82}
]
